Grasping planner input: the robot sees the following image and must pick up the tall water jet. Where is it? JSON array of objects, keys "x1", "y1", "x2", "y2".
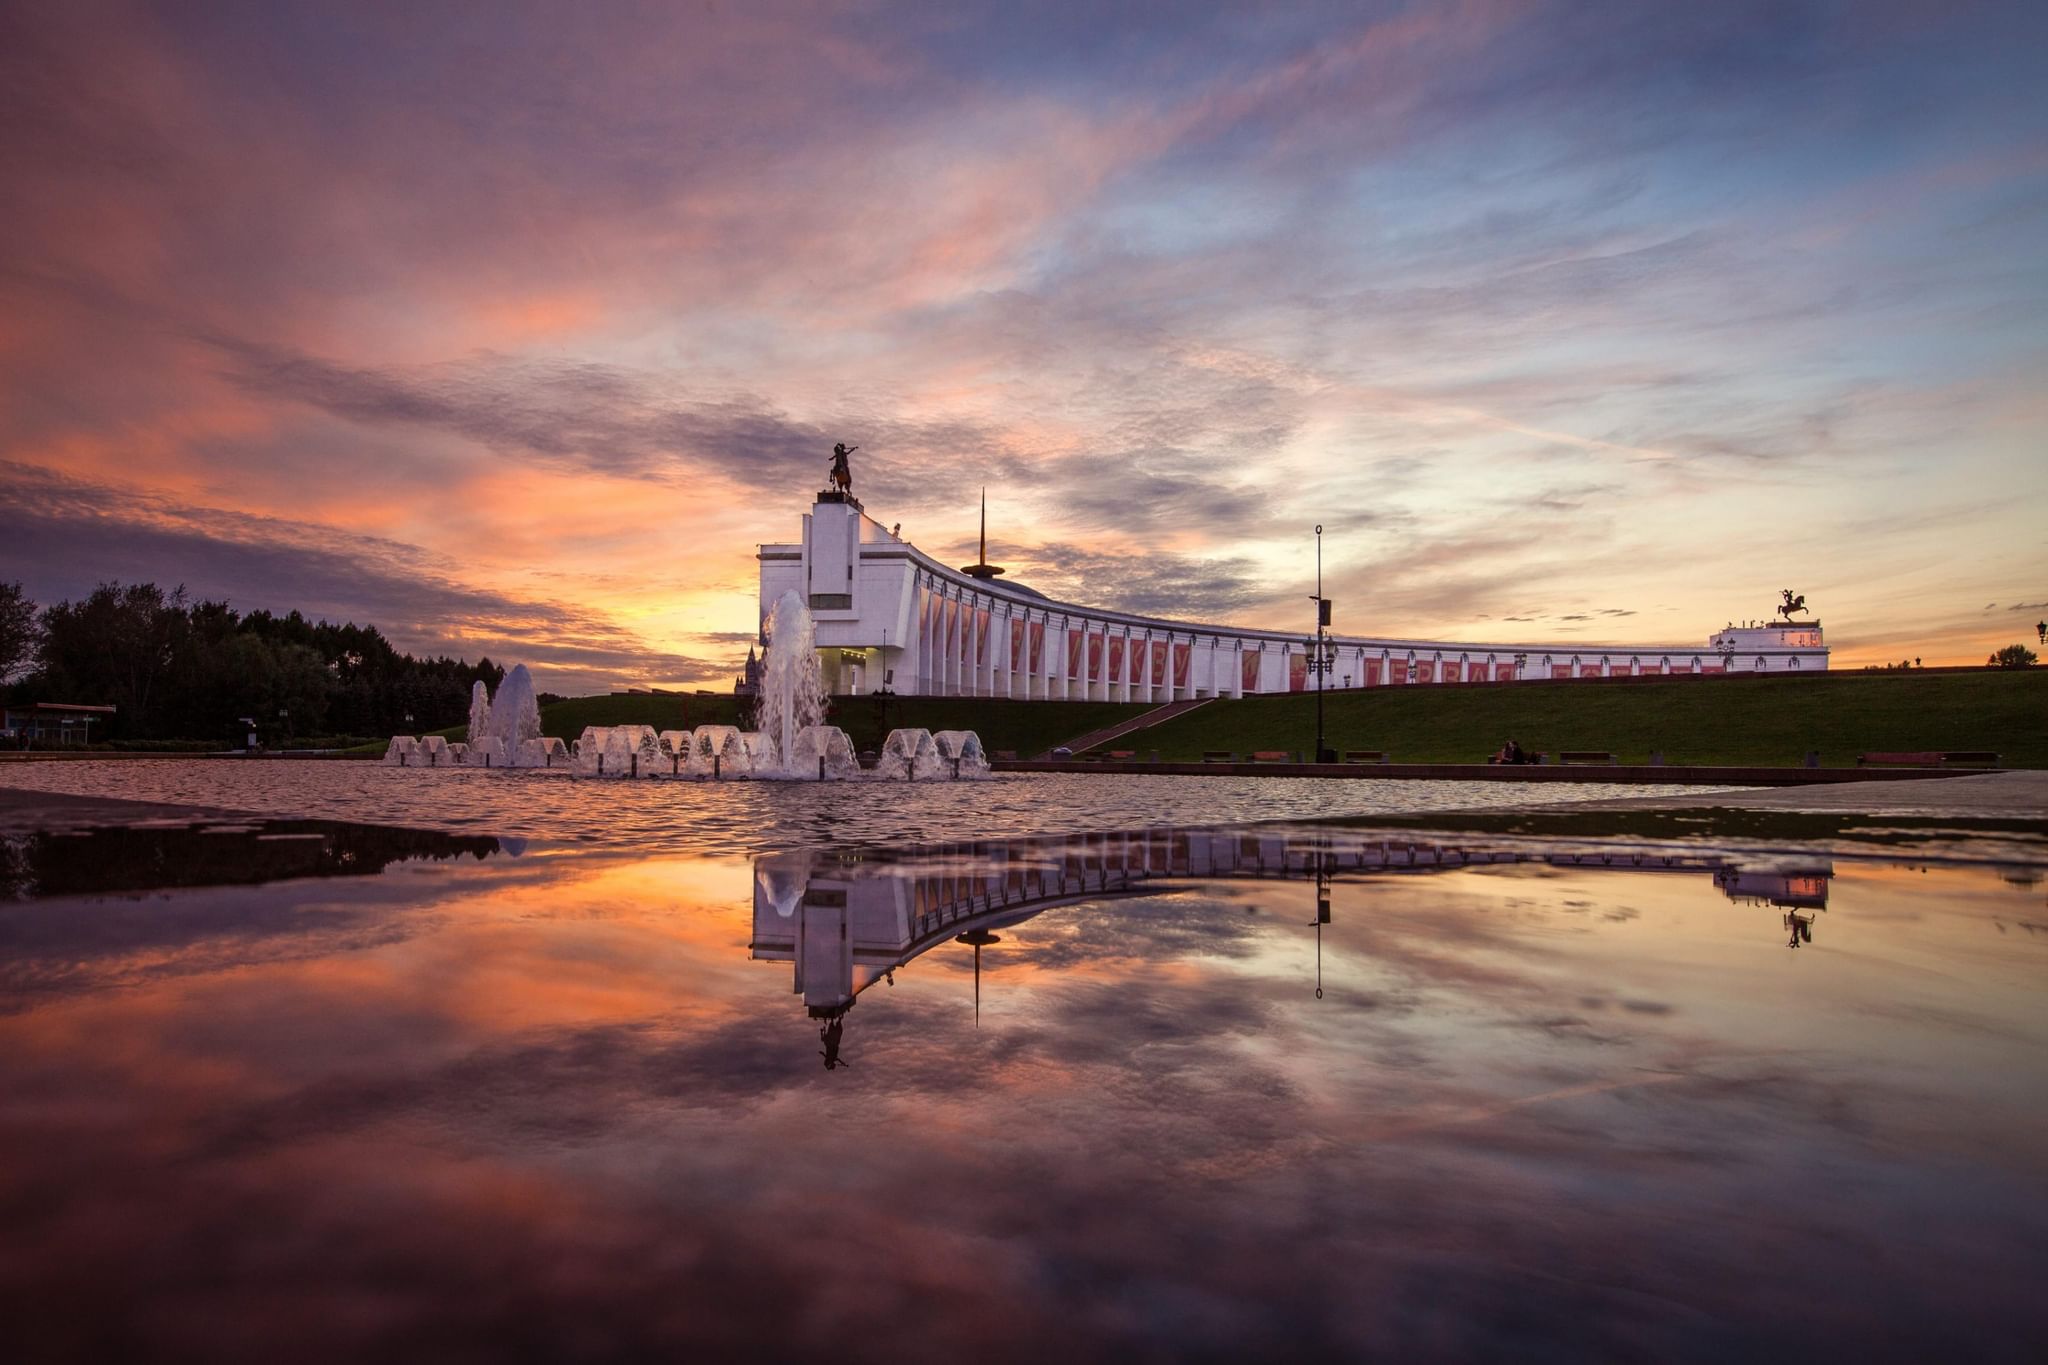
[
  {"x1": 485, "y1": 664, "x2": 543, "y2": 754},
  {"x1": 754, "y1": 589, "x2": 829, "y2": 776},
  {"x1": 467, "y1": 681, "x2": 492, "y2": 750}
]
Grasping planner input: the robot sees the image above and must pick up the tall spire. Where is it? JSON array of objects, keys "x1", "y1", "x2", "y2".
[{"x1": 960, "y1": 485, "x2": 1006, "y2": 579}]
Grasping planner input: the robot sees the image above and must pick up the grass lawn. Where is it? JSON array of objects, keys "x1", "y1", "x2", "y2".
[
  {"x1": 826, "y1": 696, "x2": 1147, "y2": 758},
  {"x1": 1132, "y1": 670, "x2": 2046, "y2": 767},
  {"x1": 344, "y1": 671, "x2": 2040, "y2": 768}
]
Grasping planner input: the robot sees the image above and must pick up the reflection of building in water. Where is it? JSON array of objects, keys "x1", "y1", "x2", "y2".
[
  {"x1": 1713, "y1": 868, "x2": 1831, "y2": 910},
  {"x1": 1711, "y1": 867, "x2": 1832, "y2": 948},
  {"x1": 753, "y1": 832, "x2": 1839, "y2": 1054}
]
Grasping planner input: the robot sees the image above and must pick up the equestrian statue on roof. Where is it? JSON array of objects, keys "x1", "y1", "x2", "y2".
[{"x1": 829, "y1": 442, "x2": 857, "y2": 495}]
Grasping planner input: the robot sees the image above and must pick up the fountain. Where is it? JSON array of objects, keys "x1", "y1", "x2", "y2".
[
  {"x1": 752, "y1": 589, "x2": 833, "y2": 776},
  {"x1": 382, "y1": 619, "x2": 987, "y2": 779},
  {"x1": 873, "y1": 727, "x2": 946, "y2": 781},
  {"x1": 467, "y1": 681, "x2": 492, "y2": 752},
  {"x1": 466, "y1": 665, "x2": 544, "y2": 765},
  {"x1": 790, "y1": 724, "x2": 860, "y2": 780},
  {"x1": 519, "y1": 736, "x2": 570, "y2": 767},
  {"x1": 931, "y1": 730, "x2": 991, "y2": 779},
  {"x1": 687, "y1": 725, "x2": 752, "y2": 778},
  {"x1": 754, "y1": 851, "x2": 810, "y2": 918}
]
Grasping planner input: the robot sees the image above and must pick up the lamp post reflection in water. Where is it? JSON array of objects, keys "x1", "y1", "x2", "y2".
[{"x1": 1310, "y1": 848, "x2": 1332, "y2": 1000}]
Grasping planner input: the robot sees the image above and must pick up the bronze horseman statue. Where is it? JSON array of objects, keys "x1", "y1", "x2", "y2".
[
  {"x1": 1779, "y1": 589, "x2": 1807, "y2": 619},
  {"x1": 829, "y1": 442, "x2": 857, "y2": 495}
]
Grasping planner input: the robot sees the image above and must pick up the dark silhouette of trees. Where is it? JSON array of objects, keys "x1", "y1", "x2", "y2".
[
  {"x1": 17, "y1": 581, "x2": 505, "y2": 741},
  {"x1": 1988, "y1": 643, "x2": 2038, "y2": 669}
]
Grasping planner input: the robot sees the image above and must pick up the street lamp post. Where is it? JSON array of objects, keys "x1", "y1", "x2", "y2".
[{"x1": 1306, "y1": 525, "x2": 1336, "y2": 763}]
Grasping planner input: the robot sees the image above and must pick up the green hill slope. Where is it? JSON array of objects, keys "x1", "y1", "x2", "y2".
[{"x1": 1131, "y1": 671, "x2": 2044, "y2": 767}]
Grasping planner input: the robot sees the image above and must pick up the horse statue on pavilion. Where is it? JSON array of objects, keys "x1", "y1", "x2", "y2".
[
  {"x1": 829, "y1": 442, "x2": 857, "y2": 496},
  {"x1": 1779, "y1": 589, "x2": 1808, "y2": 620}
]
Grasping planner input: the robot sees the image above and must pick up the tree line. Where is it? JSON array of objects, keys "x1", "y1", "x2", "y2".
[{"x1": 0, "y1": 580, "x2": 515, "y2": 742}]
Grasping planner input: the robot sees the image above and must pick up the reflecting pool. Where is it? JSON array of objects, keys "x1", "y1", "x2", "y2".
[
  {"x1": 2, "y1": 815, "x2": 2044, "y2": 1361},
  {"x1": 0, "y1": 758, "x2": 1739, "y2": 852}
]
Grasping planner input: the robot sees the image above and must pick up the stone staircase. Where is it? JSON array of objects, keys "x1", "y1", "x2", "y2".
[{"x1": 1034, "y1": 698, "x2": 1213, "y2": 760}]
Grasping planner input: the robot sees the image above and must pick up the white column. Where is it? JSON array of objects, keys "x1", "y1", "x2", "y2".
[
  {"x1": 987, "y1": 604, "x2": 1000, "y2": 698},
  {"x1": 945, "y1": 592, "x2": 959, "y2": 696},
  {"x1": 902, "y1": 579, "x2": 921, "y2": 695},
  {"x1": 1048, "y1": 618, "x2": 1064, "y2": 703},
  {"x1": 1024, "y1": 612, "x2": 1039, "y2": 699},
  {"x1": 959, "y1": 594, "x2": 971, "y2": 696},
  {"x1": 979, "y1": 597, "x2": 994, "y2": 696},
  {"x1": 997, "y1": 607, "x2": 1013, "y2": 699},
  {"x1": 917, "y1": 579, "x2": 932, "y2": 694},
  {"x1": 968, "y1": 596, "x2": 983, "y2": 697},
  {"x1": 988, "y1": 600, "x2": 1002, "y2": 696},
  {"x1": 961, "y1": 597, "x2": 973, "y2": 697},
  {"x1": 1230, "y1": 641, "x2": 1245, "y2": 698}
]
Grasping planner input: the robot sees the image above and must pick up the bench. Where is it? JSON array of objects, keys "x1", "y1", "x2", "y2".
[
  {"x1": 1202, "y1": 750, "x2": 1235, "y2": 763},
  {"x1": 1344, "y1": 750, "x2": 1389, "y2": 764},
  {"x1": 1558, "y1": 751, "x2": 1617, "y2": 765},
  {"x1": 1857, "y1": 750, "x2": 2000, "y2": 767},
  {"x1": 1250, "y1": 750, "x2": 1292, "y2": 763}
]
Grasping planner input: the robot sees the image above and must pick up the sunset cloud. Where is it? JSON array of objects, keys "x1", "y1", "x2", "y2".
[{"x1": 2, "y1": 0, "x2": 2043, "y2": 684}]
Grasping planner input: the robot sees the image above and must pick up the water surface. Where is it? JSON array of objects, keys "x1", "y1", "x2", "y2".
[
  {"x1": 2, "y1": 820, "x2": 2043, "y2": 1361},
  {"x1": 0, "y1": 759, "x2": 1738, "y2": 854}
]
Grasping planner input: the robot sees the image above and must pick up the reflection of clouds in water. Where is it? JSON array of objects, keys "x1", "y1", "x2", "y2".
[{"x1": 1, "y1": 855, "x2": 2045, "y2": 1360}]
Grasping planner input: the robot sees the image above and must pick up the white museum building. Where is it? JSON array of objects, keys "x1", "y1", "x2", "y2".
[{"x1": 758, "y1": 492, "x2": 1828, "y2": 699}]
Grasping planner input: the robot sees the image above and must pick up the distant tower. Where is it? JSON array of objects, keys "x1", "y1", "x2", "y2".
[
  {"x1": 958, "y1": 487, "x2": 1006, "y2": 580},
  {"x1": 734, "y1": 644, "x2": 761, "y2": 697}
]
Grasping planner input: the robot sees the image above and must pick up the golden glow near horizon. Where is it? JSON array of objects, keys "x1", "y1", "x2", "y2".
[{"x1": 3, "y1": 4, "x2": 2044, "y2": 691}]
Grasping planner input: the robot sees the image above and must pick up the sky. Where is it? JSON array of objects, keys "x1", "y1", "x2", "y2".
[{"x1": 2, "y1": 0, "x2": 2045, "y2": 692}]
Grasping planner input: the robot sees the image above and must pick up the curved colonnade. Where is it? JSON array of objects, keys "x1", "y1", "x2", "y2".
[{"x1": 760, "y1": 495, "x2": 1829, "y2": 699}]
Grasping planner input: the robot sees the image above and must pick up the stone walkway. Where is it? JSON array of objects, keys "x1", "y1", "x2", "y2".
[{"x1": 1548, "y1": 769, "x2": 2046, "y2": 821}]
